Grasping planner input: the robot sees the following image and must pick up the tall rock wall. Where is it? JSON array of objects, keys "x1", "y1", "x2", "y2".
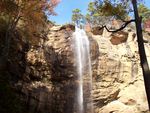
[
  {"x1": 14, "y1": 25, "x2": 150, "y2": 113},
  {"x1": 92, "y1": 28, "x2": 149, "y2": 113}
]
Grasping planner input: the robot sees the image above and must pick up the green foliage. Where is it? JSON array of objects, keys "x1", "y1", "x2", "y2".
[
  {"x1": 138, "y1": 4, "x2": 150, "y2": 22},
  {"x1": 86, "y1": 0, "x2": 129, "y2": 27},
  {"x1": 86, "y1": 2, "x2": 100, "y2": 26},
  {"x1": 72, "y1": 8, "x2": 83, "y2": 23},
  {"x1": 94, "y1": 1, "x2": 129, "y2": 17},
  {"x1": 87, "y1": 2, "x2": 97, "y2": 15}
]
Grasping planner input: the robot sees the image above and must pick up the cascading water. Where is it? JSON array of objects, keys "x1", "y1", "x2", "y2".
[{"x1": 73, "y1": 26, "x2": 93, "y2": 113}]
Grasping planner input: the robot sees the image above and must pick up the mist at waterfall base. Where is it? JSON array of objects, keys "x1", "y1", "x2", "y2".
[{"x1": 72, "y1": 26, "x2": 93, "y2": 113}]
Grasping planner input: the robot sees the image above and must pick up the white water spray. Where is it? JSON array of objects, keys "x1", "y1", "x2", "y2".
[{"x1": 73, "y1": 27, "x2": 93, "y2": 113}]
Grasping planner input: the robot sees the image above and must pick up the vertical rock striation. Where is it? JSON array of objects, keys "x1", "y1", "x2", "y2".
[
  {"x1": 12, "y1": 25, "x2": 150, "y2": 113},
  {"x1": 92, "y1": 28, "x2": 149, "y2": 113}
]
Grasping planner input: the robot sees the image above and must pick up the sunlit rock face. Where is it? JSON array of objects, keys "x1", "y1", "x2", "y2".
[
  {"x1": 91, "y1": 27, "x2": 104, "y2": 35},
  {"x1": 110, "y1": 31, "x2": 128, "y2": 45},
  {"x1": 17, "y1": 25, "x2": 150, "y2": 113},
  {"x1": 92, "y1": 28, "x2": 149, "y2": 113}
]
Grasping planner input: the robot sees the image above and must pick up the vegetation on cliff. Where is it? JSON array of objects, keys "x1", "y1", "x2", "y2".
[
  {"x1": 0, "y1": 0, "x2": 150, "y2": 112},
  {"x1": 0, "y1": 0, "x2": 59, "y2": 56},
  {"x1": 0, "y1": 0, "x2": 59, "y2": 113}
]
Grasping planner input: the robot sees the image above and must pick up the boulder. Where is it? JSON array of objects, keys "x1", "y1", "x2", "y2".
[{"x1": 110, "y1": 31, "x2": 128, "y2": 45}]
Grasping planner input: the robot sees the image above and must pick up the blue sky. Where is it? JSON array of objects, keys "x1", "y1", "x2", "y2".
[{"x1": 49, "y1": 0, "x2": 150, "y2": 25}]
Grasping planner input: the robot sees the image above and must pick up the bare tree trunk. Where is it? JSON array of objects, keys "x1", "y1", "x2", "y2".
[{"x1": 132, "y1": 0, "x2": 150, "y2": 109}]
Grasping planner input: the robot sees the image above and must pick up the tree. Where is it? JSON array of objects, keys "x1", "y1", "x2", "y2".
[
  {"x1": 138, "y1": 3, "x2": 150, "y2": 22},
  {"x1": 93, "y1": 0, "x2": 150, "y2": 109},
  {"x1": 72, "y1": 9, "x2": 83, "y2": 24},
  {"x1": 0, "y1": 0, "x2": 60, "y2": 57},
  {"x1": 86, "y1": 1, "x2": 129, "y2": 27},
  {"x1": 86, "y1": 2, "x2": 102, "y2": 26},
  {"x1": 132, "y1": 0, "x2": 150, "y2": 109}
]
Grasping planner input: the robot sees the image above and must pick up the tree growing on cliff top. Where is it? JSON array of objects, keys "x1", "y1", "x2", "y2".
[
  {"x1": 0, "y1": 0, "x2": 60, "y2": 57},
  {"x1": 92, "y1": 0, "x2": 150, "y2": 109},
  {"x1": 138, "y1": 4, "x2": 150, "y2": 22},
  {"x1": 86, "y1": 0, "x2": 130, "y2": 27},
  {"x1": 72, "y1": 8, "x2": 83, "y2": 24}
]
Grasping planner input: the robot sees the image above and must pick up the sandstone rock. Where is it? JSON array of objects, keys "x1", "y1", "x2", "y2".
[
  {"x1": 99, "y1": 100, "x2": 141, "y2": 113},
  {"x1": 110, "y1": 31, "x2": 128, "y2": 45},
  {"x1": 118, "y1": 80, "x2": 148, "y2": 112},
  {"x1": 60, "y1": 24, "x2": 75, "y2": 31},
  {"x1": 50, "y1": 25, "x2": 62, "y2": 31},
  {"x1": 92, "y1": 30, "x2": 149, "y2": 113},
  {"x1": 14, "y1": 25, "x2": 150, "y2": 113},
  {"x1": 92, "y1": 27, "x2": 104, "y2": 35},
  {"x1": 145, "y1": 44, "x2": 150, "y2": 68}
]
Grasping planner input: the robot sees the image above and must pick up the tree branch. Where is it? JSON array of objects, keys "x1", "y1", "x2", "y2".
[{"x1": 100, "y1": 19, "x2": 135, "y2": 33}]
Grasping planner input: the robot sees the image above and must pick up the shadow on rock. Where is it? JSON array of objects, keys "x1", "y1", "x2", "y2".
[{"x1": 43, "y1": 44, "x2": 77, "y2": 113}]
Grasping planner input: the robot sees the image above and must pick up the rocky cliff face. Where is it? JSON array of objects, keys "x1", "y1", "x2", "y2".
[
  {"x1": 13, "y1": 25, "x2": 150, "y2": 113},
  {"x1": 92, "y1": 28, "x2": 149, "y2": 113}
]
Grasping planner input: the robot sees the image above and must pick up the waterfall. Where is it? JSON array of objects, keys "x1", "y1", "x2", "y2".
[{"x1": 73, "y1": 26, "x2": 93, "y2": 113}]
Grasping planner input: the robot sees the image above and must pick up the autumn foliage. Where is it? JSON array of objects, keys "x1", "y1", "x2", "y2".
[{"x1": 0, "y1": 0, "x2": 59, "y2": 44}]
